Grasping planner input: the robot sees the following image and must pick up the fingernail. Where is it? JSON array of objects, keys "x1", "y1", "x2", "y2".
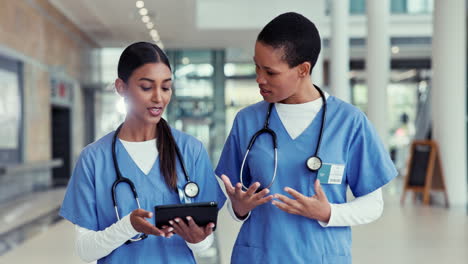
[
  {"x1": 148, "y1": 212, "x2": 153, "y2": 217},
  {"x1": 169, "y1": 221, "x2": 174, "y2": 225},
  {"x1": 186, "y1": 216, "x2": 191, "y2": 221},
  {"x1": 168, "y1": 227, "x2": 174, "y2": 232},
  {"x1": 175, "y1": 218, "x2": 180, "y2": 223},
  {"x1": 211, "y1": 224, "x2": 215, "y2": 228},
  {"x1": 265, "y1": 189, "x2": 270, "y2": 194}
]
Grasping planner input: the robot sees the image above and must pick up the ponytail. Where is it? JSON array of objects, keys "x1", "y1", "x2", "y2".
[{"x1": 156, "y1": 118, "x2": 178, "y2": 192}]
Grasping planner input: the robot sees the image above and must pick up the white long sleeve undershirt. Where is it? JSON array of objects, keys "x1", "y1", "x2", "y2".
[
  {"x1": 226, "y1": 92, "x2": 384, "y2": 226},
  {"x1": 74, "y1": 215, "x2": 214, "y2": 262},
  {"x1": 74, "y1": 215, "x2": 137, "y2": 263},
  {"x1": 226, "y1": 188, "x2": 383, "y2": 226}
]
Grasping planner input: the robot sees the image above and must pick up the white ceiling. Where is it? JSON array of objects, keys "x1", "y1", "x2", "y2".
[
  {"x1": 48, "y1": 0, "x2": 433, "y2": 61},
  {"x1": 48, "y1": 0, "x2": 270, "y2": 49}
]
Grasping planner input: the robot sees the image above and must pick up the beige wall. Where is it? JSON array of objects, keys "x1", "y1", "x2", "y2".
[
  {"x1": 22, "y1": 64, "x2": 51, "y2": 161},
  {"x1": 0, "y1": 0, "x2": 99, "y2": 163}
]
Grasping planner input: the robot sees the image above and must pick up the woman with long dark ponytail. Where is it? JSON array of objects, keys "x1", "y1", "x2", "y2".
[{"x1": 60, "y1": 42, "x2": 226, "y2": 263}]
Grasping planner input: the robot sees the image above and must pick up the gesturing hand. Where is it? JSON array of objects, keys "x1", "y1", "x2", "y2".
[
  {"x1": 221, "y1": 174, "x2": 273, "y2": 218},
  {"x1": 130, "y1": 209, "x2": 174, "y2": 237},
  {"x1": 272, "y1": 179, "x2": 331, "y2": 222},
  {"x1": 169, "y1": 216, "x2": 214, "y2": 244}
]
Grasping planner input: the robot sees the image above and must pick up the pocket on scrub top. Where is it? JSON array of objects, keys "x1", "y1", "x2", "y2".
[
  {"x1": 322, "y1": 254, "x2": 351, "y2": 264},
  {"x1": 231, "y1": 245, "x2": 264, "y2": 264}
]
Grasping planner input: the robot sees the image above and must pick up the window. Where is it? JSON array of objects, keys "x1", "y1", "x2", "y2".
[{"x1": 0, "y1": 55, "x2": 22, "y2": 164}]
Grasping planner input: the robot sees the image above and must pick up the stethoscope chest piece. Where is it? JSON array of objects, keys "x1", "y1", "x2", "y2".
[
  {"x1": 184, "y1": 181, "x2": 199, "y2": 198},
  {"x1": 306, "y1": 156, "x2": 322, "y2": 171},
  {"x1": 240, "y1": 86, "x2": 327, "y2": 188}
]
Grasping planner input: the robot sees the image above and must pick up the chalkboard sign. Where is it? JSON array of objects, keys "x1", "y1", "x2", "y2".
[
  {"x1": 408, "y1": 144, "x2": 431, "y2": 187},
  {"x1": 401, "y1": 140, "x2": 449, "y2": 207}
]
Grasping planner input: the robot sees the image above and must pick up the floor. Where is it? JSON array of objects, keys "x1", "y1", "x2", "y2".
[
  {"x1": 0, "y1": 177, "x2": 466, "y2": 264},
  {"x1": 352, "y1": 191, "x2": 467, "y2": 264}
]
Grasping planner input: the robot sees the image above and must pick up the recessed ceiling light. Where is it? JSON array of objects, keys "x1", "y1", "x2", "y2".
[
  {"x1": 136, "y1": 1, "x2": 144, "y2": 8},
  {"x1": 391, "y1": 46, "x2": 400, "y2": 54},
  {"x1": 141, "y1": 16, "x2": 150, "y2": 23},
  {"x1": 150, "y1": 29, "x2": 158, "y2": 37},
  {"x1": 182, "y1": 57, "x2": 190, "y2": 65},
  {"x1": 139, "y1": 8, "x2": 148, "y2": 16}
]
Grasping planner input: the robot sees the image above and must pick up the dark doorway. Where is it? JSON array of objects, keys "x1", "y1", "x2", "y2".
[
  {"x1": 51, "y1": 106, "x2": 71, "y2": 187},
  {"x1": 83, "y1": 88, "x2": 95, "y2": 145}
]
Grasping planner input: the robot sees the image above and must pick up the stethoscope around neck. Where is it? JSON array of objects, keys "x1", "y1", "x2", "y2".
[
  {"x1": 239, "y1": 87, "x2": 327, "y2": 191},
  {"x1": 111, "y1": 123, "x2": 199, "y2": 243}
]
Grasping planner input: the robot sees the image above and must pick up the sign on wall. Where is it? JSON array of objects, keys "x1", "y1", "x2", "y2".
[{"x1": 51, "y1": 78, "x2": 74, "y2": 107}]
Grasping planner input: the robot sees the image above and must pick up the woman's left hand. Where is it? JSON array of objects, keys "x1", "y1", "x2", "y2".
[
  {"x1": 272, "y1": 179, "x2": 331, "y2": 222},
  {"x1": 169, "y1": 216, "x2": 214, "y2": 243}
]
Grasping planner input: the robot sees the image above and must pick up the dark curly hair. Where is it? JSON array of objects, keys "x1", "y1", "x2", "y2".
[{"x1": 257, "y1": 12, "x2": 321, "y2": 74}]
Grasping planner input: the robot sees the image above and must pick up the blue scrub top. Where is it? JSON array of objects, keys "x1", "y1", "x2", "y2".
[
  {"x1": 60, "y1": 128, "x2": 226, "y2": 264},
  {"x1": 215, "y1": 97, "x2": 397, "y2": 264}
]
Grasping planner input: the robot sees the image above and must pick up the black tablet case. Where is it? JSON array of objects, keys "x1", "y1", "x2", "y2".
[{"x1": 154, "y1": 202, "x2": 218, "y2": 231}]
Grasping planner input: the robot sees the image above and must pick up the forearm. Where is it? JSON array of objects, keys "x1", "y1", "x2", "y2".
[
  {"x1": 319, "y1": 188, "x2": 383, "y2": 227},
  {"x1": 226, "y1": 198, "x2": 251, "y2": 222},
  {"x1": 186, "y1": 233, "x2": 214, "y2": 252},
  {"x1": 75, "y1": 214, "x2": 138, "y2": 262}
]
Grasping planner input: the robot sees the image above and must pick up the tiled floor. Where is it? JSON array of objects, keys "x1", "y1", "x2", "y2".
[
  {"x1": 0, "y1": 188, "x2": 65, "y2": 257},
  {"x1": 0, "y1": 188, "x2": 65, "y2": 235},
  {"x1": 353, "y1": 188, "x2": 468, "y2": 263},
  {"x1": 0, "y1": 178, "x2": 466, "y2": 264}
]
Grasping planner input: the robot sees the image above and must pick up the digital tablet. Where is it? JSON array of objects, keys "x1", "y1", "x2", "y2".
[{"x1": 154, "y1": 202, "x2": 218, "y2": 231}]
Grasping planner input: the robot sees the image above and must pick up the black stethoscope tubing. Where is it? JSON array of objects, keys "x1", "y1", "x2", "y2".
[
  {"x1": 311, "y1": 86, "x2": 327, "y2": 163},
  {"x1": 240, "y1": 86, "x2": 327, "y2": 190},
  {"x1": 111, "y1": 123, "x2": 199, "y2": 243}
]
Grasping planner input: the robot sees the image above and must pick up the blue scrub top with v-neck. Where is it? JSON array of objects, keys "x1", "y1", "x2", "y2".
[
  {"x1": 215, "y1": 96, "x2": 397, "y2": 264},
  {"x1": 60, "y1": 128, "x2": 226, "y2": 264}
]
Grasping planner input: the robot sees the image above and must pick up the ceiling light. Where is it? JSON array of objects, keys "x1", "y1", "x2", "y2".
[
  {"x1": 182, "y1": 57, "x2": 190, "y2": 65},
  {"x1": 152, "y1": 33, "x2": 160, "y2": 42},
  {"x1": 391, "y1": 46, "x2": 400, "y2": 54},
  {"x1": 146, "y1": 22, "x2": 154, "y2": 29},
  {"x1": 139, "y1": 8, "x2": 148, "y2": 16},
  {"x1": 150, "y1": 29, "x2": 159, "y2": 38},
  {"x1": 136, "y1": 1, "x2": 144, "y2": 8},
  {"x1": 141, "y1": 15, "x2": 150, "y2": 23}
]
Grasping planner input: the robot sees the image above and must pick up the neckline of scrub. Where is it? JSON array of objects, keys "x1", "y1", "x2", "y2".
[
  {"x1": 270, "y1": 101, "x2": 326, "y2": 142},
  {"x1": 115, "y1": 137, "x2": 161, "y2": 179}
]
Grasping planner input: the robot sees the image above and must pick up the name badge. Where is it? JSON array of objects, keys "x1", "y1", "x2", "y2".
[{"x1": 317, "y1": 163, "x2": 345, "y2": 184}]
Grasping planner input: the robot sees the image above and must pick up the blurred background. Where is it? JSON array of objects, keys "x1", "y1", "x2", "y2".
[{"x1": 0, "y1": 0, "x2": 466, "y2": 263}]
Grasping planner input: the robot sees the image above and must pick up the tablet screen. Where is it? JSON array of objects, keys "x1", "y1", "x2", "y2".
[{"x1": 154, "y1": 202, "x2": 218, "y2": 231}]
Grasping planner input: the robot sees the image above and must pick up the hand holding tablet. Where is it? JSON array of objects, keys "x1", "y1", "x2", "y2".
[{"x1": 154, "y1": 202, "x2": 218, "y2": 231}]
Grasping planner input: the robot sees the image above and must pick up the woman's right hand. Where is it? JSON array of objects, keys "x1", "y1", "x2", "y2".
[
  {"x1": 221, "y1": 174, "x2": 273, "y2": 218},
  {"x1": 130, "y1": 209, "x2": 174, "y2": 237}
]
